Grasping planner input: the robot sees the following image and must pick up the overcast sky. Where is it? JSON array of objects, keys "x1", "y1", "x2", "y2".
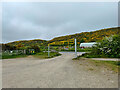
[{"x1": 2, "y1": 2, "x2": 118, "y2": 43}]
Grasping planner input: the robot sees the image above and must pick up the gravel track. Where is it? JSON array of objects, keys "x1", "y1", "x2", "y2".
[{"x1": 2, "y1": 53, "x2": 118, "y2": 88}]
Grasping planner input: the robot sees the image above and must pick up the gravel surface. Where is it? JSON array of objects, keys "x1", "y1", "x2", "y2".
[
  {"x1": 2, "y1": 53, "x2": 118, "y2": 88},
  {"x1": 90, "y1": 58, "x2": 119, "y2": 61}
]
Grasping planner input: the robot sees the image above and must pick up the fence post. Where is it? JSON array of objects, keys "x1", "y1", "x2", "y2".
[
  {"x1": 75, "y1": 38, "x2": 77, "y2": 58},
  {"x1": 48, "y1": 44, "x2": 50, "y2": 57},
  {"x1": 24, "y1": 49, "x2": 26, "y2": 54}
]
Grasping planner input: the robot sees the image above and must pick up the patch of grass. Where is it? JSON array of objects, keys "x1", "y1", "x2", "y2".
[
  {"x1": 1, "y1": 52, "x2": 61, "y2": 59},
  {"x1": 73, "y1": 54, "x2": 120, "y2": 73},
  {"x1": 72, "y1": 55, "x2": 87, "y2": 60},
  {"x1": 88, "y1": 68, "x2": 94, "y2": 71},
  {"x1": 79, "y1": 52, "x2": 120, "y2": 58},
  {"x1": 1, "y1": 54, "x2": 28, "y2": 59},
  {"x1": 90, "y1": 60, "x2": 120, "y2": 73},
  {"x1": 72, "y1": 57, "x2": 80, "y2": 60},
  {"x1": 33, "y1": 52, "x2": 61, "y2": 59},
  {"x1": 61, "y1": 48, "x2": 92, "y2": 52},
  {"x1": 78, "y1": 53, "x2": 106, "y2": 58}
]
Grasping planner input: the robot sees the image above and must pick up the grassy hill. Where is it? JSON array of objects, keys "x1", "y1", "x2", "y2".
[
  {"x1": 49, "y1": 27, "x2": 119, "y2": 45},
  {"x1": 5, "y1": 27, "x2": 120, "y2": 47},
  {"x1": 7, "y1": 39, "x2": 48, "y2": 48}
]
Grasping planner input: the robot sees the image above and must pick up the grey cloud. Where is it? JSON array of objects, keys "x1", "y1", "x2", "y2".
[{"x1": 2, "y1": 2, "x2": 118, "y2": 43}]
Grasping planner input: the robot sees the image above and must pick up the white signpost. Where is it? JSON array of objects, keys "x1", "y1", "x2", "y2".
[
  {"x1": 48, "y1": 44, "x2": 50, "y2": 57},
  {"x1": 75, "y1": 38, "x2": 77, "y2": 58}
]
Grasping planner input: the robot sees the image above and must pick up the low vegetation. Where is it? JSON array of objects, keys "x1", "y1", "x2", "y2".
[
  {"x1": 78, "y1": 34, "x2": 120, "y2": 58},
  {"x1": 33, "y1": 52, "x2": 61, "y2": 59},
  {"x1": 90, "y1": 60, "x2": 120, "y2": 73},
  {"x1": 1, "y1": 53, "x2": 28, "y2": 59},
  {"x1": 1, "y1": 52, "x2": 61, "y2": 59},
  {"x1": 61, "y1": 48, "x2": 92, "y2": 52},
  {"x1": 73, "y1": 57, "x2": 120, "y2": 73}
]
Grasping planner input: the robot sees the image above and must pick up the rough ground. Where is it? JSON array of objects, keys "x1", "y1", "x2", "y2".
[{"x1": 2, "y1": 52, "x2": 118, "y2": 88}]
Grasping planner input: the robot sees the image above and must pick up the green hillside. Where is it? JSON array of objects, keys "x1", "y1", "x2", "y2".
[
  {"x1": 5, "y1": 27, "x2": 120, "y2": 47},
  {"x1": 7, "y1": 39, "x2": 48, "y2": 49},
  {"x1": 49, "y1": 27, "x2": 119, "y2": 44}
]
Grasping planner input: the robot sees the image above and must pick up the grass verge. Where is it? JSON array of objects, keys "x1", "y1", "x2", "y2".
[
  {"x1": 61, "y1": 48, "x2": 92, "y2": 52},
  {"x1": 1, "y1": 54, "x2": 28, "y2": 59},
  {"x1": 73, "y1": 56, "x2": 120, "y2": 73},
  {"x1": 90, "y1": 60, "x2": 120, "y2": 73},
  {"x1": 79, "y1": 52, "x2": 120, "y2": 58},
  {"x1": 33, "y1": 52, "x2": 61, "y2": 59},
  {"x1": 1, "y1": 52, "x2": 61, "y2": 59}
]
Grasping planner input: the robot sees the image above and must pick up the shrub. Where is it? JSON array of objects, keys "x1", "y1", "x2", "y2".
[{"x1": 90, "y1": 34, "x2": 120, "y2": 58}]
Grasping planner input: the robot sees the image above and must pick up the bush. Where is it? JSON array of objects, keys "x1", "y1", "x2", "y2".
[
  {"x1": 26, "y1": 45, "x2": 41, "y2": 55},
  {"x1": 91, "y1": 34, "x2": 120, "y2": 58}
]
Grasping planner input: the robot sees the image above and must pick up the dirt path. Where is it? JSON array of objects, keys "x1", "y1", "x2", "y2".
[{"x1": 2, "y1": 53, "x2": 118, "y2": 88}]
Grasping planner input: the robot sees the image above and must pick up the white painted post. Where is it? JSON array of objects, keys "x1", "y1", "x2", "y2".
[
  {"x1": 24, "y1": 50, "x2": 26, "y2": 54},
  {"x1": 75, "y1": 38, "x2": 77, "y2": 58},
  {"x1": 48, "y1": 44, "x2": 50, "y2": 57}
]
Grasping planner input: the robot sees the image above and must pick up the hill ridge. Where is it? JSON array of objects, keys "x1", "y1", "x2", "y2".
[{"x1": 5, "y1": 27, "x2": 119, "y2": 46}]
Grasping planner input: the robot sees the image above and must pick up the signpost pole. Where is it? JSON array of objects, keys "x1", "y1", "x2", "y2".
[
  {"x1": 48, "y1": 44, "x2": 50, "y2": 57},
  {"x1": 75, "y1": 38, "x2": 77, "y2": 58}
]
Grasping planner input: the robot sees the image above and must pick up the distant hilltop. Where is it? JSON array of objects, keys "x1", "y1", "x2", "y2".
[
  {"x1": 5, "y1": 27, "x2": 120, "y2": 47},
  {"x1": 48, "y1": 27, "x2": 119, "y2": 45}
]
